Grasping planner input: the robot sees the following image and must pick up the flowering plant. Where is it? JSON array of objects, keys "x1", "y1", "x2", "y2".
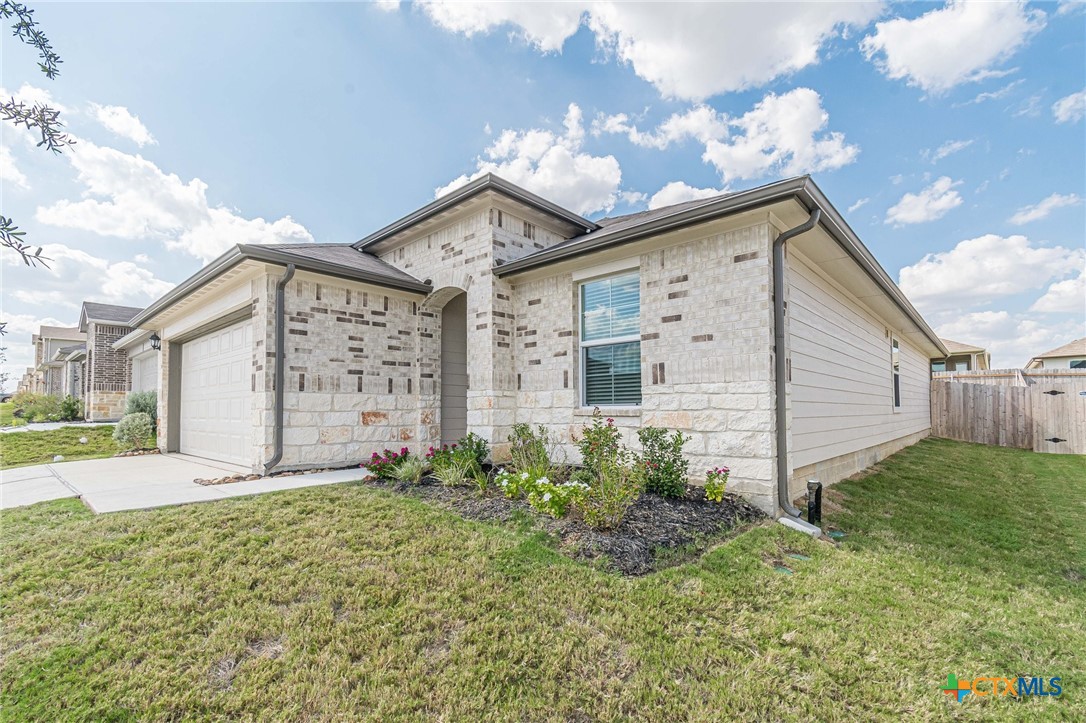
[
  {"x1": 495, "y1": 468, "x2": 533, "y2": 499},
  {"x1": 704, "y1": 466, "x2": 730, "y2": 503},
  {"x1": 367, "y1": 447, "x2": 411, "y2": 479},
  {"x1": 526, "y1": 477, "x2": 589, "y2": 519},
  {"x1": 576, "y1": 408, "x2": 622, "y2": 479}
]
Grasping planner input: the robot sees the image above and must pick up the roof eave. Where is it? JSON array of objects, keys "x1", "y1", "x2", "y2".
[
  {"x1": 128, "y1": 244, "x2": 432, "y2": 328},
  {"x1": 352, "y1": 173, "x2": 600, "y2": 251}
]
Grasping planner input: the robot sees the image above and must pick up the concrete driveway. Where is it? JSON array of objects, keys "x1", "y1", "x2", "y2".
[{"x1": 1, "y1": 454, "x2": 368, "y2": 513}]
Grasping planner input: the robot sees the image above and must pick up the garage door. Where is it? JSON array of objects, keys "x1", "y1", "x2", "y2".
[{"x1": 180, "y1": 320, "x2": 253, "y2": 465}]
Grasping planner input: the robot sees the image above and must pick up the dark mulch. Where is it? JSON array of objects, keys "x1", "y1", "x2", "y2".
[{"x1": 361, "y1": 475, "x2": 766, "y2": 575}]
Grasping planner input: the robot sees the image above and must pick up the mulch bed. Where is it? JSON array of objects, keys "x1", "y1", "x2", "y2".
[{"x1": 361, "y1": 474, "x2": 766, "y2": 575}]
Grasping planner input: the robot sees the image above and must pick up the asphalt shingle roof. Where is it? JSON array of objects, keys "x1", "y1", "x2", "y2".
[
  {"x1": 259, "y1": 243, "x2": 425, "y2": 286},
  {"x1": 82, "y1": 302, "x2": 144, "y2": 324},
  {"x1": 1032, "y1": 337, "x2": 1086, "y2": 359}
]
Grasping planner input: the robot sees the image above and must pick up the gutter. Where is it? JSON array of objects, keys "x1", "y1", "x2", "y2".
[
  {"x1": 773, "y1": 209, "x2": 821, "y2": 518},
  {"x1": 263, "y1": 263, "x2": 296, "y2": 475}
]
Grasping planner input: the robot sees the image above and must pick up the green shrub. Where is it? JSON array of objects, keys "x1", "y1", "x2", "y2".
[
  {"x1": 390, "y1": 454, "x2": 426, "y2": 484},
  {"x1": 576, "y1": 409, "x2": 622, "y2": 480},
  {"x1": 12, "y1": 392, "x2": 68, "y2": 422},
  {"x1": 637, "y1": 426, "x2": 690, "y2": 498},
  {"x1": 577, "y1": 451, "x2": 644, "y2": 530},
  {"x1": 368, "y1": 447, "x2": 412, "y2": 479},
  {"x1": 508, "y1": 423, "x2": 554, "y2": 478},
  {"x1": 456, "y1": 432, "x2": 490, "y2": 468},
  {"x1": 471, "y1": 467, "x2": 490, "y2": 496},
  {"x1": 526, "y1": 475, "x2": 589, "y2": 519},
  {"x1": 704, "y1": 466, "x2": 730, "y2": 503},
  {"x1": 113, "y1": 412, "x2": 153, "y2": 451},
  {"x1": 125, "y1": 390, "x2": 157, "y2": 417},
  {"x1": 432, "y1": 454, "x2": 473, "y2": 487}
]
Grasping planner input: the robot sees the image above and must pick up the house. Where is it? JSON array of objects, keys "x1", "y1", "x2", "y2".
[
  {"x1": 1025, "y1": 338, "x2": 1086, "y2": 369},
  {"x1": 33, "y1": 326, "x2": 86, "y2": 397},
  {"x1": 51, "y1": 343, "x2": 87, "y2": 399},
  {"x1": 78, "y1": 302, "x2": 144, "y2": 421},
  {"x1": 932, "y1": 338, "x2": 990, "y2": 372},
  {"x1": 16, "y1": 367, "x2": 35, "y2": 394},
  {"x1": 124, "y1": 174, "x2": 946, "y2": 515}
]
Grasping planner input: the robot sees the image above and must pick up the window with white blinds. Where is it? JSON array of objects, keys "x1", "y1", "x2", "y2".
[{"x1": 580, "y1": 271, "x2": 641, "y2": 406}]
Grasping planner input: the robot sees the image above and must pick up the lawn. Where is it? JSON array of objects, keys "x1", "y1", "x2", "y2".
[
  {"x1": 0, "y1": 426, "x2": 121, "y2": 469},
  {"x1": 1, "y1": 438, "x2": 1083, "y2": 720},
  {"x1": 0, "y1": 401, "x2": 26, "y2": 428}
]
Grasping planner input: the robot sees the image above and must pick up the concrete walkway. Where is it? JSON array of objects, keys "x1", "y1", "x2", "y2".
[{"x1": 1, "y1": 454, "x2": 368, "y2": 513}]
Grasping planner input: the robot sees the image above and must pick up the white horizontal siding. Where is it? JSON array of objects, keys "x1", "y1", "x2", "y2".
[{"x1": 788, "y1": 252, "x2": 930, "y2": 469}]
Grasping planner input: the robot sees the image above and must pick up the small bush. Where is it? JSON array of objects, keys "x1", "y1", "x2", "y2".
[
  {"x1": 13, "y1": 392, "x2": 63, "y2": 422},
  {"x1": 59, "y1": 395, "x2": 83, "y2": 422},
  {"x1": 577, "y1": 451, "x2": 644, "y2": 530},
  {"x1": 638, "y1": 426, "x2": 690, "y2": 498},
  {"x1": 704, "y1": 466, "x2": 730, "y2": 503},
  {"x1": 508, "y1": 423, "x2": 555, "y2": 478},
  {"x1": 390, "y1": 454, "x2": 426, "y2": 484},
  {"x1": 456, "y1": 432, "x2": 489, "y2": 468},
  {"x1": 576, "y1": 409, "x2": 622, "y2": 480},
  {"x1": 432, "y1": 454, "x2": 473, "y2": 487},
  {"x1": 113, "y1": 412, "x2": 153, "y2": 451},
  {"x1": 125, "y1": 390, "x2": 157, "y2": 418},
  {"x1": 368, "y1": 447, "x2": 412, "y2": 479},
  {"x1": 526, "y1": 476, "x2": 589, "y2": 519}
]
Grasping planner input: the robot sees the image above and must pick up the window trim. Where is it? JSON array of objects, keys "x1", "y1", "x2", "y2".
[
  {"x1": 891, "y1": 336, "x2": 901, "y2": 411},
  {"x1": 577, "y1": 270, "x2": 642, "y2": 408}
]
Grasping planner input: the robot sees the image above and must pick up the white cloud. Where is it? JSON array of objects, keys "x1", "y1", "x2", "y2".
[
  {"x1": 1057, "y1": 0, "x2": 1085, "y2": 16},
  {"x1": 935, "y1": 312, "x2": 1081, "y2": 368},
  {"x1": 3, "y1": 243, "x2": 175, "y2": 311},
  {"x1": 420, "y1": 2, "x2": 881, "y2": 100},
  {"x1": 0, "y1": 144, "x2": 29, "y2": 190},
  {"x1": 34, "y1": 139, "x2": 313, "y2": 263},
  {"x1": 924, "y1": 138, "x2": 973, "y2": 163},
  {"x1": 435, "y1": 103, "x2": 623, "y2": 216},
  {"x1": 884, "y1": 176, "x2": 963, "y2": 225},
  {"x1": 898, "y1": 234, "x2": 1084, "y2": 310},
  {"x1": 861, "y1": 1, "x2": 1045, "y2": 94},
  {"x1": 701, "y1": 88, "x2": 859, "y2": 183},
  {"x1": 421, "y1": 1, "x2": 585, "y2": 52},
  {"x1": 0, "y1": 82, "x2": 69, "y2": 114},
  {"x1": 647, "y1": 181, "x2": 722, "y2": 210},
  {"x1": 848, "y1": 197, "x2": 870, "y2": 213},
  {"x1": 1052, "y1": 89, "x2": 1086, "y2": 124},
  {"x1": 593, "y1": 105, "x2": 728, "y2": 150},
  {"x1": 0, "y1": 312, "x2": 68, "y2": 390},
  {"x1": 1031, "y1": 273, "x2": 1085, "y2": 314},
  {"x1": 89, "y1": 103, "x2": 156, "y2": 147},
  {"x1": 959, "y1": 78, "x2": 1025, "y2": 105},
  {"x1": 1008, "y1": 192, "x2": 1082, "y2": 225}
]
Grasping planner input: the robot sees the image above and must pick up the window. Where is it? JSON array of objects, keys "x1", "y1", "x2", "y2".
[
  {"x1": 891, "y1": 338, "x2": 901, "y2": 409},
  {"x1": 1070, "y1": 359, "x2": 1086, "y2": 369},
  {"x1": 580, "y1": 271, "x2": 641, "y2": 406},
  {"x1": 931, "y1": 361, "x2": 946, "y2": 372}
]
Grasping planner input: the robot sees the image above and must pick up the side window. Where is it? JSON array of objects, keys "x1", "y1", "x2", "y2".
[
  {"x1": 1070, "y1": 359, "x2": 1086, "y2": 369},
  {"x1": 580, "y1": 271, "x2": 641, "y2": 406},
  {"x1": 891, "y1": 337, "x2": 901, "y2": 409}
]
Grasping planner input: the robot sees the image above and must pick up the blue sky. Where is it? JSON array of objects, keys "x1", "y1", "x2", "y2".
[{"x1": 2, "y1": 1, "x2": 1084, "y2": 385}]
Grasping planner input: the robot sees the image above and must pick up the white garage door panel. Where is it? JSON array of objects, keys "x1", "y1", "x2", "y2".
[{"x1": 180, "y1": 321, "x2": 253, "y2": 465}]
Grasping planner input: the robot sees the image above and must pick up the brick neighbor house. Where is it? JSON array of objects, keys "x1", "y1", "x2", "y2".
[
  {"x1": 78, "y1": 302, "x2": 144, "y2": 421},
  {"x1": 123, "y1": 175, "x2": 947, "y2": 515},
  {"x1": 32, "y1": 326, "x2": 86, "y2": 397}
]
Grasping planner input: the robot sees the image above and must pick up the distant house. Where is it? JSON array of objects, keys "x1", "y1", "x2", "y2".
[
  {"x1": 51, "y1": 343, "x2": 87, "y2": 399},
  {"x1": 1025, "y1": 338, "x2": 1086, "y2": 370},
  {"x1": 932, "y1": 338, "x2": 991, "y2": 373},
  {"x1": 16, "y1": 367, "x2": 35, "y2": 394},
  {"x1": 78, "y1": 302, "x2": 144, "y2": 421},
  {"x1": 33, "y1": 326, "x2": 86, "y2": 396}
]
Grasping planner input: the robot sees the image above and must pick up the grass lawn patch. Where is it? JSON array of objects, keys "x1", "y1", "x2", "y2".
[
  {"x1": 0, "y1": 401, "x2": 26, "y2": 428},
  {"x1": 1, "y1": 438, "x2": 1083, "y2": 720},
  {"x1": 0, "y1": 426, "x2": 121, "y2": 468}
]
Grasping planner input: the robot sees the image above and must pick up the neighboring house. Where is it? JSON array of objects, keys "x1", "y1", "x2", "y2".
[
  {"x1": 1025, "y1": 338, "x2": 1086, "y2": 370},
  {"x1": 51, "y1": 343, "x2": 87, "y2": 399},
  {"x1": 932, "y1": 338, "x2": 991, "y2": 372},
  {"x1": 33, "y1": 326, "x2": 86, "y2": 397},
  {"x1": 78, "y1": 302, "x2": 144, "y2": 421},
  {"x1": 16, "y1": 367, "x2": 35, "y2": 394},
  {"x1": 124, "y1": 175, "x2": 946, "y2": 515}
]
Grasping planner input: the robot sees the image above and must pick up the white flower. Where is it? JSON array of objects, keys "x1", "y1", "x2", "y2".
[
  {"x1": 537, "y1": 477, "x2": 549, "y2": 485},
  {"x1": 520, "y1": 472, "x2": 530, "y2": 480},
  {"x1": 542, "y1": 493, "x2": 552, "y2": 502}
]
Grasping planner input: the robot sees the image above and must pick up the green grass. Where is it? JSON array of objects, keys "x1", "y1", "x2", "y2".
[
  {"x1": 0, "y1": 426, "x2": 121, "y2": 468},
  {"x1": 1, "y1": 438, "x2": 1083, "y2": 720},
  {"x1": 0, "y1": 401, "x2": 26, "y2": 428}
]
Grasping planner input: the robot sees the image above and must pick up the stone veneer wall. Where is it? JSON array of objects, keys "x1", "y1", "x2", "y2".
[
  {"x1": 512, "y1": 222, "x2": 780, "y2": 513},
  {"x1": 86, "y1": 323, "x2": 131, "y2": 421},
  {"x1": 254, "y1": 275, "x2": 423, "y2": 470}
]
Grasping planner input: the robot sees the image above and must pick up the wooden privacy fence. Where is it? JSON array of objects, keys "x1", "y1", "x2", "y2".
[{"x1": 931, "y1": 374, "x2": 1086, "y2": 455}]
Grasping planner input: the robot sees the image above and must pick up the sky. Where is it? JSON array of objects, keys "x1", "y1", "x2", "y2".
[{"x1": 1, "y1": 1, "x2": 1084, "y2": 388}]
